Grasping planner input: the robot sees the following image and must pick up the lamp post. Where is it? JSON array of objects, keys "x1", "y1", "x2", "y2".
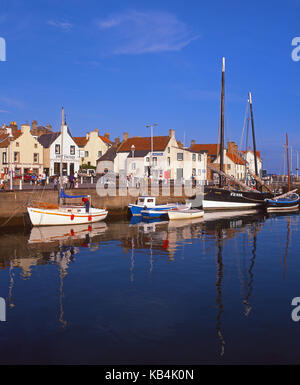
[
  {"x1": 131, "y1": 144, "x2": 135, "y2": 185},
  {"x1": 9, "y1": 132, "x2": 13, "y2": 190},
  {"x1": 146, "y1": 123, "x2": 158, "y2": 177}
]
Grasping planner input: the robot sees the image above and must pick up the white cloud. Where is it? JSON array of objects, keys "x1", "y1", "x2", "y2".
[
  {"x1": 97, "y1": 10, "x2": 199, "y2": 55},
  {"x1": 47, "y1": 20, "x2": 73, "y2": 31}
]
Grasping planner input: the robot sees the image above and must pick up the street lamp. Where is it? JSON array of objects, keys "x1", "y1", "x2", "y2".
[
  {"x1": 146, "y1": 123, "x2": 158, "y2": 176},
  {"x1": 9, "y1": 131, "x2": 13, "y2": 190}
]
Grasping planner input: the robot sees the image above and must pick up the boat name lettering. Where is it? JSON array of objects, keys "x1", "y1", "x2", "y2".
[{"x1": 230, "y1": 192, "x2": 243, "y2": 197}]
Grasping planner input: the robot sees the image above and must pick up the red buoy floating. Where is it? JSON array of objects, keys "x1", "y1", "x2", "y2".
[
  {"x1": 70, "y1": 214, "x2": 75, "y2": 221},
  {"x1": 88, "y1": 225, "x2": 92, "y2": 232}
]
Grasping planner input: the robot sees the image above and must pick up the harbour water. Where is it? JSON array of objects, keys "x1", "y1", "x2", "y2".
[{"x1": 0, "y1": 210, "x2": 300, "y2": 364}]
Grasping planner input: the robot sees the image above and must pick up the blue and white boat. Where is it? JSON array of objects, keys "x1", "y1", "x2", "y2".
[
  {"x1": 141, "y1": 203, "x2": 192, "y2": 220},
  {"x1": 265, "y1": 192, "x2": 300, "y2": 212},
  {"x1": 128, "y1": 196, "x2": 186, "y2": 216}
]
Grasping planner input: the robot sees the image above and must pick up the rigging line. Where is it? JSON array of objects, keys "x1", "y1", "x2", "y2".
[{"x1": 239, "y1": 98, "x2": 249, "y2": 150}]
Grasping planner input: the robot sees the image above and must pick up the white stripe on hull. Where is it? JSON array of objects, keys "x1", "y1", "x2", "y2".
[{"x1": 203, "y1": 199, "x2": 261, "y2": 211}]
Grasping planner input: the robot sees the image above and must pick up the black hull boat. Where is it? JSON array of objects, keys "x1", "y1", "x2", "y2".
[{"x1": 203, "y1": 186, "x2": 274, "y2": 211}]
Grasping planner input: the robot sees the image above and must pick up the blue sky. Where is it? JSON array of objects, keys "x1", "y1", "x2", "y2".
[{"x1": 1, "y1": 0, "x2": 300, "y2": 173}]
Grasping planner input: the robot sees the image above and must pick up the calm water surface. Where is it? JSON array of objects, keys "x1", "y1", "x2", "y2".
[{"x1": 0, "y1": 210, "x2": 300, "y2": 364}]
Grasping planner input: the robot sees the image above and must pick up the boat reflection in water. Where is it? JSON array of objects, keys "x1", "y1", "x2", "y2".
[{"x1": 28, "y1": 222, "x2": 107, "y2": 245}]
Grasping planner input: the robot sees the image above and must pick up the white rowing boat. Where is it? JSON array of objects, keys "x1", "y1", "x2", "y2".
[{"x1": 168, "y1": 208, "x2": 204, "y2": 220}]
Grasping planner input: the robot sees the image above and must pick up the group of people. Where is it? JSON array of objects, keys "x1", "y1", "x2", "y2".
[
  {"x1": 53, "y1": 173, "x2": 79, "y2": 191},
  {"x1": 31, "y1": 172, "x2": 47, "y2": 186}
]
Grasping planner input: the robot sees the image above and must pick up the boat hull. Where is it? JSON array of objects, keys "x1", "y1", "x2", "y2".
[
  {"x1": 203, "y1": 187, "x2": 272, "y2": 211},
  {"x1": 265, "y1": 194, "x2": 300, "y2": 212},
  {"x1": 168, "y1": 209, "x2": 204, "y2": 220},
  {"x1": 27, "y1": 206, "x2": 108, "y2": 226}
]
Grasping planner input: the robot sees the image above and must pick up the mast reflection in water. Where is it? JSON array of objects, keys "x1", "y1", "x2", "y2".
[{"x1": 0, "y1": 210, "x2": 300, "y2": 364}]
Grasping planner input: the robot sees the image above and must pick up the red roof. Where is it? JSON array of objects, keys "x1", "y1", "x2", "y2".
[
  {"x1": 117, "y1": 136, "x2": 170, "y2": 152},
  {"x1": 99, "y1": 135, "x2": 112, "y2": 145},
  {"x1": 73, "y1": 137, "x2": 88, "y2": 147},
  {"x1": 241, "y1": 150, "x2": 261, "y2": 159},
  {"x1": 0, "y1": 131, "x2": 23, "y2": 148},
  {"x1": 190, "y1": 143, "x2": 218, "y2": 156},
  {"x1": 226, "y1": 151, "x2": 245, "y2": 165}
]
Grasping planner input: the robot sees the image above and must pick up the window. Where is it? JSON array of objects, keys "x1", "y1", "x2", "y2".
[
  {"x1": 192, "y1": 168, "x2": 196, "y2": 176},
  {"x1": 34, "y1": 143, "x2": 37, "y2": 149},
  {"x1": 153, "y1": 157, "x2": 157, "y2": 166},
  {"x1": 70, "y1": 145, "x2": 75, "y2": 155},
  {"x1": 192, "y1": 153, "x2": 196, "y2": 161},
  {"x1": 55, "y1": 144, "x2": 60, "y2": 154},
  {"x1": 98, "y1": 151, "x2": 102, "y2": 158},
  {"x1": 146, "y1": 157, "x2": 150, "y2": 163},
  {"x1": 168, "y1": 147, "x2": 170, "y2": 153},
  {"x1": 198, "y1": 154, "x2": 201, "y2": 162},
  {"x1": 2, "y1": 152, "x2": 7, "y2": 164},
  {"x1": 33, "y1": 153, "x2": 39, "y2": 163},
  {"x1": 14, "y1": 152, "x2": 20, "y2": 162},
  {"x1": 177, "y1": 153, "x2": 183, "y2": 161},
  {"x1": 16, "y1": 142, "x2": 19, "y2": 147},
  {"x1": 132, "y1": 162, "x2": 136, "y2": 170},
  {"x1": 227, "y1": 164, "x2": 231, "y2": 170},
  {"x1": 198, "y1": 169, "x2": 201, "y2": 176},
  {"x1": 85, "y1": 151, "x2": 89, "y2": 157},
  {"x1": 167, "y1": 157, "x2": 170, "y2": 166}
]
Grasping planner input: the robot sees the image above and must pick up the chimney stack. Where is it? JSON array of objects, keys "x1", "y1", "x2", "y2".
[
  {"x1": 169, "y1": 129, "x2": 175, "y2": 138},
  {"x1": 227, "y1": 141, "x2": 238, "y2": 154},
  {"x1": 123, "y1": 132, "x2": 129, "y2": 142},
  {"x1": 104, "y1": 132, "x2": 110, "y2": 140},
  {"x1": 191, "y1": 139, "x2": 195, "y2": 147}
]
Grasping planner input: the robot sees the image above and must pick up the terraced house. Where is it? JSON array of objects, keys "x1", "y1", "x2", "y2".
[
  {"x1": 0, "y1": 123, "x2": 44, "y2": 179},
  {"x1": 108, "y1": 129, "x2": 207, "y2": 183},
  {"x1": 73, "y1": 129, "x2": 112, "y2": 168}
]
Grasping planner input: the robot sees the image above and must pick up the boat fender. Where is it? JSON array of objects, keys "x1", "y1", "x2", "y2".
[
  {"x1": 88, "y1": 225, "x2": 92, "y2": 232},
  {"x1": 71, "y1": 214, "x2": 75, "y2": 220},
  {"x1": 88, "y1": 215, "x2": 92, "y2": 221}
]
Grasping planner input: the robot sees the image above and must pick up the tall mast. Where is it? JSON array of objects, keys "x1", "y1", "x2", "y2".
[
  {"x1": 59, "y1": 107, "x2": 64, "y2": 200},
  {"x1": 219, "y1": 57, "x2": 225, "y2": 188},
  {"x1": 286, "y1": 133, "x2": 290, "y2": 191},
  {"x1": 249, "y1": 92, "x2": 258, "y2": 178}
]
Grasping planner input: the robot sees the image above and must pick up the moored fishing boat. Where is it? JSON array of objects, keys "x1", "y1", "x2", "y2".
[
  {"x1": 27, "y1": 108, "x2": 108, "y2": 226},
  {"x1": 27, "y1": 189, "x2": 108, "y2": 226},
  {"x1": 128, "y1": 196, "x2": 188, "y2": 216},
  {"x1": 141, "y1": 203, "x2": 192, "y2": 220},
  {"x1": 265, "y1": 134, "x2": 299, "y2": 212},
  {"x1": 203, "y1": 58, "x2": 274, "y2": 210},
  {"x1": 265, "y1": 193, "x2": 300, "y2": 212}
]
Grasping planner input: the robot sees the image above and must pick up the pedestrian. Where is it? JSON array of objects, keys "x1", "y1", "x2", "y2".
[
  {"x1": 69, "y1": 173, "x2": 75, "y2": 189},
  {"x1": 42, "y1": 172, "x2": 46, "y2": 186},
  {"x1": 53, "y1": 176, "x2": 58, "y2": 191},
  {"x1": 63, "y1": 175, "x2": 68, "y2": 190},
  {"x1": 82, "y1": 197, "x2": 90, "y2": 213},
  {"x1": 74, "y1": 178, "x2": 79, "y2": 188}
]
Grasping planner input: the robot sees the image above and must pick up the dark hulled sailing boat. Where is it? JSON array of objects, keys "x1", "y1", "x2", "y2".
[{"x1": 203, "y1": 58, "x2": 274, "y2": 210}]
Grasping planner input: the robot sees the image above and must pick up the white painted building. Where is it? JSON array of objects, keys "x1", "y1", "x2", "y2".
[
  {"x1": 38, "y1": 123, "x2": 80, "y2": 176},
  {"x1": 114, "y1": 130, "x2": 207, "y2": 183}
]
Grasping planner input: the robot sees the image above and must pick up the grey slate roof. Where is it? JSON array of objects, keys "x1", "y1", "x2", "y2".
[
  {"x1": 97, "y1": 147, "x2": 117, "y2": 162},
  {"x1": 37, "y1": 132, "x2": 60, "y2": 148}
]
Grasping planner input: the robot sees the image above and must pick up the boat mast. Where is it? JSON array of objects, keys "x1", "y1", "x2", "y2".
[
  {"x1": 59, "y1": 107, "x2": 64, "y2": 202},
  {"x1": 286, "y1": 133, "x2": 290, "y2": 191},
  {"x1": 219, "y1": 57, "x2": 225, "y2": 188},
  {"x1": 249, "y1": 92, "x2": 258, "y2": 179}
]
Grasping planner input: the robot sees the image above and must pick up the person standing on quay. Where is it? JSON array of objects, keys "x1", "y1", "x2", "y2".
[
  {"x1": 69, "y1": 173, "x2": 75, "y2": 189},
  {"x1": 53, "y1": 176, "x2": 58, "y2": 191}
]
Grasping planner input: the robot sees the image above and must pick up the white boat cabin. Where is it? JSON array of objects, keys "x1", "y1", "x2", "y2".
[{"x1": 136, "y1": 196, "x2": 156, "y2": 207}]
